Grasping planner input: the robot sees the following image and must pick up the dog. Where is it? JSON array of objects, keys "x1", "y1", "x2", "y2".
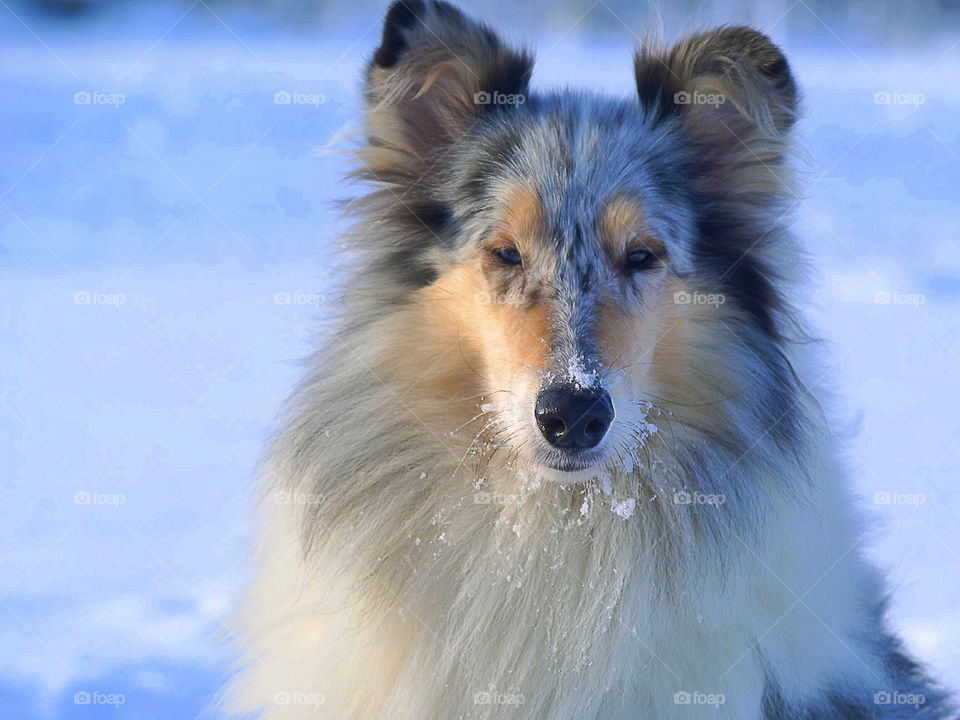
[{"x1": 221, "y1": 2, "x2": 953, "y2": 718}]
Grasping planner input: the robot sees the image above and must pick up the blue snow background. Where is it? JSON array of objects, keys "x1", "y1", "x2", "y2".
[{"x1": 1, "y1": 1, "x2": 958, "y2": 717}]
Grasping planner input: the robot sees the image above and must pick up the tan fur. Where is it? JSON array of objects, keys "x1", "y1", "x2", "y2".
[
  {"x1": 495, "y1": 185, "x2": 546, "y2": 243},
  {"x1": 597, "y1": 193, "x2": 665, "y2": 259}
]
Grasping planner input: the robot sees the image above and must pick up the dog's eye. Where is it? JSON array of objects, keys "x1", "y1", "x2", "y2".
[
  {"x1": 625, "y1": 248, "x2": 658, "y2": 272},
  {"x1": 494, "y1": 246, "x2": 522, "y2": 266}
]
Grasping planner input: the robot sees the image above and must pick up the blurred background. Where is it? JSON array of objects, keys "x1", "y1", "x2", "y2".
[{"x1": 2, "y1": 0, "x2": 959, "y2": 717}]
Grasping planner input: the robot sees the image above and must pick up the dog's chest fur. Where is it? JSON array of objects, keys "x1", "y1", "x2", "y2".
[{"x1": 224, "y1": 430, "x2": 889, "y2": 720}]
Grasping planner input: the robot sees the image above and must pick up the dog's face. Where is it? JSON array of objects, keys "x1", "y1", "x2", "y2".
[
  {"x1": 460, "y1": 183, "x2": 682, "y2": 473},
  {"x1": 360, "y1": 1, "x2": 800, "y2": 478},
  {"x1": 429, "y1": 159, "x2": 700, "y2": 475}
]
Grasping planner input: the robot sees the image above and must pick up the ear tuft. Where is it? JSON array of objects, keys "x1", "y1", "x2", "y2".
[
  {"x1": 634, "y1": 26, "x2": 798, "y2": 135},
  {"x1": 710, "y1": 26, "x2": 797, "y2": 132},
  {"x1": 372, "y1": 1, "x2": 425, "y2": 69},
  {"x1": 361, "y1": 1, "x2": 533, "y2": 187},
  {"x1": 633, "y1": 42, "x2": 684, "y2": 125}
]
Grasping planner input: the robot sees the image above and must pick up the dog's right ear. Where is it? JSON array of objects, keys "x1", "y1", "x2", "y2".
[{"x1": 363, "y1": 1, "x2": 533, "y2": 181}]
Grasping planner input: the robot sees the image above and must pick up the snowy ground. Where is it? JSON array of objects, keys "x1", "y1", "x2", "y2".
[{"x1": 2, "y1": 7, "x2": 959, "y2": 719}]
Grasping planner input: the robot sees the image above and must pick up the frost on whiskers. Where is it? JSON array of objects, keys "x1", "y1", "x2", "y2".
[
  {"x1": 617, "y1": 399, "x2": 660, "y2": 475},
  {"x1": 633, "y1": 400, "x2": 659, "y2": 438},
  {"x1": 579, "y1": 400, "x2": 667, "y2": 521},
  {"x1": 462, "y1": 384, "x2": 670, "y2": 523},
  {"x1": 576, "y1": 477, "x2": 638, "y2": 522}
]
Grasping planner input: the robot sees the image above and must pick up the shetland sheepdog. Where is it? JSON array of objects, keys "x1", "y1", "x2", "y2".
[{"x1": 222, "y1": 2, "x2": 952, "y2": 717}]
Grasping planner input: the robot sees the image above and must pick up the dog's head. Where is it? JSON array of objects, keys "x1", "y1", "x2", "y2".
[{"x1": 356, "y1": 1, "x2": 802, "y2": 479}]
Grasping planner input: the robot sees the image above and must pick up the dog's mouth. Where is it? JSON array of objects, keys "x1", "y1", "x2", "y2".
[{"x1": 538, "y1": 447, "x2": 607, "y2": 474}]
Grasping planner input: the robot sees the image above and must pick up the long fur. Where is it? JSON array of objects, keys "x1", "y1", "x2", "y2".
[{"x1": 220, "y1": 3, "x2": 953, "y2": 718}]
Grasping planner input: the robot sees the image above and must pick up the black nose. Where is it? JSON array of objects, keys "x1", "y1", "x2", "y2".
[{"x1": 534, "y1": 386, "x2": 614, "y2": 450}]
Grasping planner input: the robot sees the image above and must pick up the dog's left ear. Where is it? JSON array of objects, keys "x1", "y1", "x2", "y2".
[
  {"x1": 364, "y1": 1, "x2": 533, "y2": 179},
  {"x1": 634, "y1": 26, "x2": 798, "y2": 151}
]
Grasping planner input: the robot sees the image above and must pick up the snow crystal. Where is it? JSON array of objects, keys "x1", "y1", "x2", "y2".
[
  {"x1": 566, "y1": 355, "x2": 600, "y2": 389},
  {"x1": 633, "y1": 400, "x2": 660, "y2": 440},
  {"x1": 611, "y1": 498, "x2": 637, "y2": 519},
  {"x1": 637, "y1": 419, "x2": 658, "y2": 437}
]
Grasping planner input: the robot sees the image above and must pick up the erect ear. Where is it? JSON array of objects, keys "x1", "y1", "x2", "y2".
[
  {"x1": 363, "y1": 1, "x2": 533, "y2": 181},
  {"x1": 636, "y1": 28, "x2": 800, "y2": 340},
  {"x1": 634, "y1": 26, "x2": 798, "y2": 154}
]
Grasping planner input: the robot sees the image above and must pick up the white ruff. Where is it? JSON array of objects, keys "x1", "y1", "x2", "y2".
[{"x1": 221, "y1": 356, "x2": 885, "y2": 719}]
